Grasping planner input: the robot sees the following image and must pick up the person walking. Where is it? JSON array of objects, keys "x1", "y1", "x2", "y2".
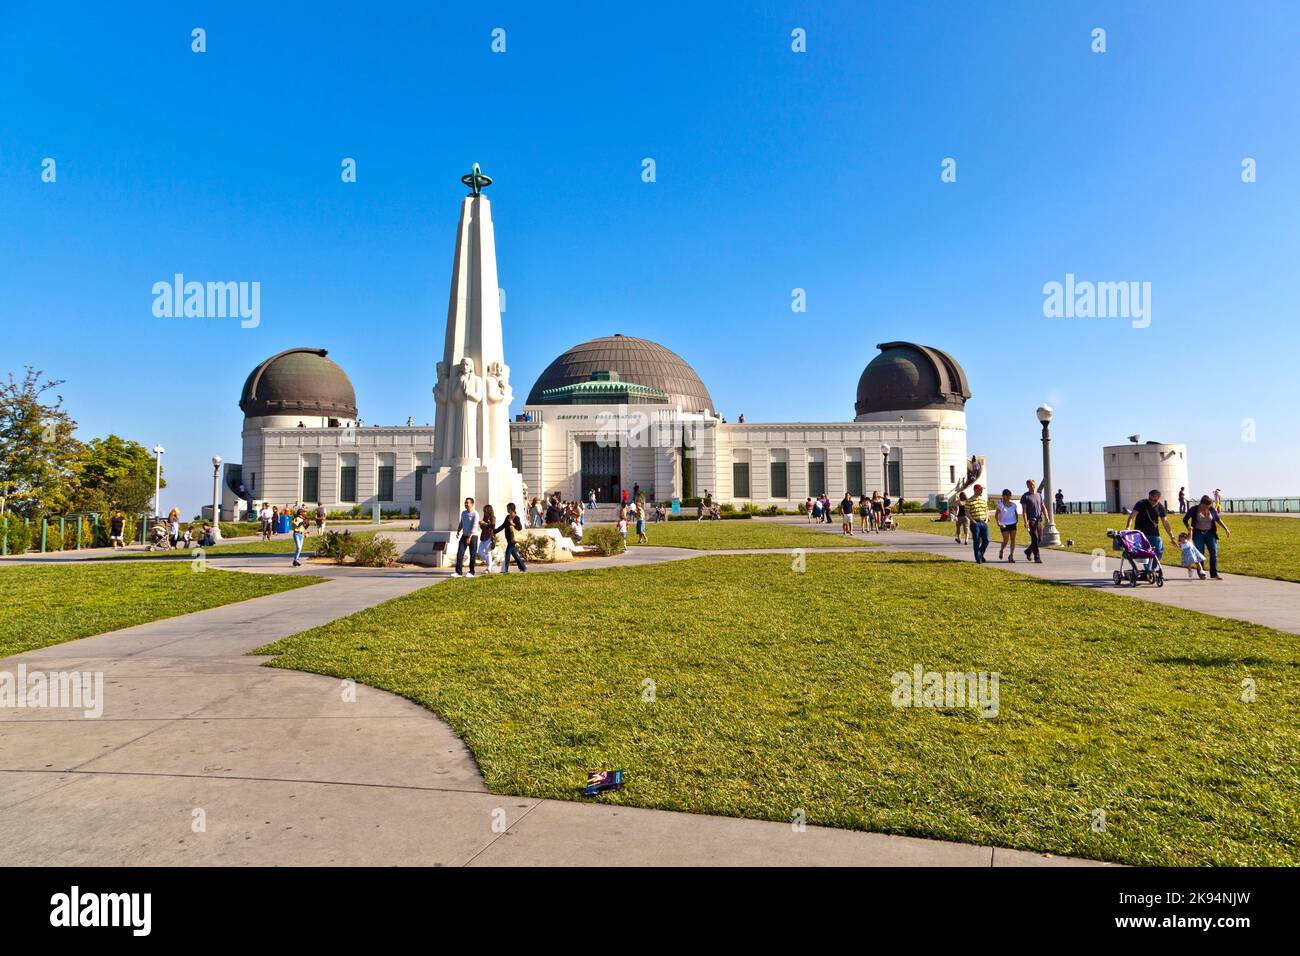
[
  {"x1": 995, "y1": 489, "x2": 1021, "y2": 561},
  {"x1": 870, "y1": 491, "x2": 884, "y2": 532},
  {"x1": 290, "y1": 507, "x2": 307, "y2": 567},
  {"x1": 315, "y1": 504, "x2": 326, "y2": 534},
  {"x1": 168, "y1": 514, "x2": 181, "y2": 550},
  {"x1": 617, "y1": 505, "x2": 629, "y2": 547},
  {"x1": 1184, "y1": 495, "x2": 1231, "y2": 579},
  {"x1": 840, "y1": 493, "x2": 855, "y2": 535},
  {"x1": 1177, "y1": 487, "x2": 1188, "y2": 514},
  {"x1": 1213, "y1": 488, "x2": 1223, "y2": 511},
  {"x1": 1021, "y1": 479, "x2": 1045, "y2": 564},
  {"x1": 497, "y1": 502, "x2": 527, "y2": 572},
  {"x1": 260, "y1": 503, "x2": 273, "y2": 540},
  {"x1": 109, "y1": 511, "x2": 126, "y2": 549},
  {"x1": 1055, "y1": 489, "x2": 1066, "y2": 516},
  {"x1": 858, "y1": 495, "x2": 871, "y2": 533},
  {"x1": 454, "y1": 497, "x2": 480, "y2": 577},
  {"x1": 477, "y1": 504, "x2": 498, "y2": 574},
  {"x1": 954, "y1": 492, "x2": 970, "y2": 545},
  {"x1": 967, "y1": 484, "x2": 990, "y2": 563},
  {"x1": 635, "y1": 500, "x2": 648, "y2": 543},
  {"x1": 1125, "y1": 488, "x2": 1176, "y2": 573}
]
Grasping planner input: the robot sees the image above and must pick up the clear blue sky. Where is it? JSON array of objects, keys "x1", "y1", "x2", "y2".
[{"x1": 4, "y1": 1, "x2": 1298, "y2": 515}]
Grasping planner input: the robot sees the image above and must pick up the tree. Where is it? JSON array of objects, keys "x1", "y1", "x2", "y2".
[
  {"x1": 72, "y1": 435, "x2": 164, "y2": 514},
  {"x1": 0, "y1": 368, "x2": 80, "y2": 517}
]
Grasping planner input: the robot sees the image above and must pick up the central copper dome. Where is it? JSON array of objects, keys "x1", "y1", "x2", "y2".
[{"x1": 526, "y1": 335, "x2": 714, "y2": 412}]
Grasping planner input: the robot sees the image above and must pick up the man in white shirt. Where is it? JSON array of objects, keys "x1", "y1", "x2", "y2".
[
  {"x1": 454, "y1": 497, "x2": 480, "y2": 577},
  {"x1": 259, "y1": 504, "x2": 273, "y2": 540}
]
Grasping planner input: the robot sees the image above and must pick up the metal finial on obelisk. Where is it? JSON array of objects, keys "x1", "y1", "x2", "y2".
[{"x1": 461, "y1": 162, "x2": 492, "y2": 196}]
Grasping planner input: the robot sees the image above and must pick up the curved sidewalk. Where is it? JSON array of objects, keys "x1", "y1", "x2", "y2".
[{"x1": 0, "y1": 551, "x2": 1105, "y2": 867}]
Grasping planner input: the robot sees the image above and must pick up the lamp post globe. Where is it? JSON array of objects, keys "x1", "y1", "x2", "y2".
[
  {"x1": 1036, "y1": 406, "x2": 1061, "y2": 546},
  {"x1": 210, "y1": 455, "x2": 224, "y2": 542}
]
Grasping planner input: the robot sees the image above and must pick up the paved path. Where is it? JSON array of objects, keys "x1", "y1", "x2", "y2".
[
  {"x1": 0, "y1": 549, "x2": 1104, "y2": 867},
  {"x1": 780, "y1": 519, "x2": 1300, "y2": 634}
]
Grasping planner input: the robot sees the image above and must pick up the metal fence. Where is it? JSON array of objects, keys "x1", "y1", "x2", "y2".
[{"x1": 1059, "y1": 498, "x2": 1299, "y2": 515}]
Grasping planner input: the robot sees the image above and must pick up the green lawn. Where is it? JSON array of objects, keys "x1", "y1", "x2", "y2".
[
  {"x1": 0, "y1": 563, "x2": 323, "y2": 657},
  {"x1": 255, "y1": 552, "x2": 1300, "y2": 865},
  {"x1": 626, "y1": 519, "x2": 878, "y2": 550},
  {"x1": 897, "y1": 512, "x2": 1300, "y2": 583}
]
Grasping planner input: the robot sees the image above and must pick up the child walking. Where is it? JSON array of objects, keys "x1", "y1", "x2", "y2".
[
  {"x1": 617, "y1": 506, "x2": 629, "y2": 547},
  {"x1": 1178, "y1": 532, "x2": 1208, "y2": 580}
]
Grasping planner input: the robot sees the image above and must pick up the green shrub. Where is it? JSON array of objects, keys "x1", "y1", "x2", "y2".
[
  {"x1": 353, "y1": 537, "x2": 398, "y2": 567},
  {"x1": 1, "y1": 515, "x2": 32, "y2": 554},
  {"x1": 583, "y1": 526, "x2": 625, "y2": 556},
  {"x1": 316, "y1": 530, "x2": 359, "y2": 564},
  {"x1": 899, "y1": 499, "x2": 922, "y2": 513},
  {"x1": 516, "y1": 532, "x2": 553, "y2": 563}
]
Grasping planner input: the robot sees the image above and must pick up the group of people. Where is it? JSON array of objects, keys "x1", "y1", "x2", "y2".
[
  {"x1": 805, "y1": 493, "x2": 898, "y2": 534},
  {"x1": 953, "y1": 481, "x2": 1233, "y2": 579},
  {"x1": 1125, "y1": 488, "x2": 1232, "y2": 580},
  {"x1": 259, "y1": 502, "x2": 327, "y2": 542},
  {"x1": 452, "y1": 497, "x2": 529, "y2": 577},
  {"x1": 142, "y1": 507, "x2": 219, "y2": 551},
  {"x1": 953, "y1": 480, "x2": 1051, "y2": 565}
]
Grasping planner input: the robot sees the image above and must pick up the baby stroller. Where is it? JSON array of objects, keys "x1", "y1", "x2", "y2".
[
  {"x1": 1109, "y1": 529, "x2": 1164, "y2": 587},
  {"x1": 146, "y1": 521, "x2": 170, "y2": 552}
]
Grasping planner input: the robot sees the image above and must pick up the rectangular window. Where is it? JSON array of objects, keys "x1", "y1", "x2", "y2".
[
  {"x1": 377, "y1": 465, "x2": 395, "y2": 502},
  {"x1": 770, "y1": 462, "x2": 788, "y2": 498},
  {"x1": 414, "y1": 465, "x2": 430, "y2": 501},
  {"x1": 510, "y1": 447, "x2": 523, "y2": 472},
  {"x1": 845, "y1": 461, "x2": 863, "y2": 497},
  {"x1": 732, "y1": 462, "x2": 750, "y2": 498},
  {"x1": 950, "y1": 465, "x2": 956, "y2": 484},
  {"x1": 301, "y1": 465, "x2": 319, "y2": 503},
  {"x1": 340, "y1": 465, "x2": 357, "y2": 503},
  {"x1": 807, "y1": 461, "x2": 826, "y2": 496}
]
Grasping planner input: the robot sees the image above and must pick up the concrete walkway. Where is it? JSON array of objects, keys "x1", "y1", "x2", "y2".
[
  {"x1": 0, "y1": 549, "x2": 1105, "y2": 867},
  {"x1": 781, "y1": 519, "x2": 1300, "y2": 634}
]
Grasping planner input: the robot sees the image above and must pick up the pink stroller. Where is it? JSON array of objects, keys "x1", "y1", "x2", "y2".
[{"x1": 1110, "y1": 529, "x2": 1165, "y2": 588}]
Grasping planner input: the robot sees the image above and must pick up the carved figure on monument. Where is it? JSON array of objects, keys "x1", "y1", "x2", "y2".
[
  {"x1": 483, "y1": 360, "x2": 514, "y2": 465},
  {"x1": 455, "y1": 356, "x2": 484, "y2": 462}
]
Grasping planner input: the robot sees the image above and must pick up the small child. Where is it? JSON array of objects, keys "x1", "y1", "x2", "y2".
[
  {"x1": 1178, "y1": 532, "x2": 1207, "y2": 579},
  {"x1": 617, "y1": 511, "x2": 628, "y2": 545}
]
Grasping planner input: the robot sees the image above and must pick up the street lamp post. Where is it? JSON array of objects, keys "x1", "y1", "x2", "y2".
[
  {"x1": 1036, "y1": 405, "x2": 1061, "y2": 546},
  {"x1": 152, "y1": 444, "x2": 165, "y2": 517},
  {"x1": 211, "y1": 456, "x2": 224, "y2": 542},
  {"x1": 880, "y1": 442, "x2": 891, "y2": 497}
]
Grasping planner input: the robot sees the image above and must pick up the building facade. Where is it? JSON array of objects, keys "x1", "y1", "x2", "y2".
[{"x1": 224, "y1": 337, "x2": 978, "y2": 518}]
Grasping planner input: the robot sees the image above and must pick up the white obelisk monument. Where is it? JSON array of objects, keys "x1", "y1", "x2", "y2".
[{"x1": 410, "y1": 165, "x2": 524, "y2": 565}]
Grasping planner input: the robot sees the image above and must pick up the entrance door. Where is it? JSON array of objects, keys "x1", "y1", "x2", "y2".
[{"x1": 581, "y1": 441, "x2": 620, "y2": 503}]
